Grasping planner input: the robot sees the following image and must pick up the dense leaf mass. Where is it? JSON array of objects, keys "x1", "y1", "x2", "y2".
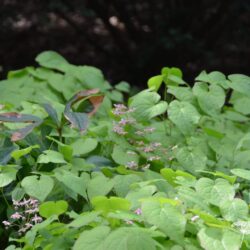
[{"x1": 1, "y1": 52, "x2": 250, "y2": 249}]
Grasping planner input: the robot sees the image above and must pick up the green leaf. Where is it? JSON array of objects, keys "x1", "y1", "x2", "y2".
[
  {"x1": 103, "y1": 227, "x2": 159, "y2": 250},
  {"x1": 228, "y1": 74, "x2": 250, "y2": 97},
  {"x1": 160, "y1": 168, "x2": 196, "y2": 186},
  {"x1": 64, "y1": 89, "x2": 104, "y2": 132},
  {"x1": 162, "y1": 67, "x2": 184, "y2": 86},
  {"x1": 42, "y1": 103, "x2": 60, "y2": 126},
  {"x1": 198, "y1": 228, "x2": 242, "y2": 250},
  {"x1": 21, "y1": 175, "x2": 54, "y2": 201},
  {"x1": 35, "y1": 51, "x2": 69, "y2": 72},
  {"x1": 87, "y1": 173, "x2": 114, "y2": 200},
  {"x1": 113, "y1": 174, "x2": 142, "y2": 197},
  {"x1": 220, "y1": 198, "x2": 248, "y2": 222},
  {"x1": 39, "y1": 200, "x2": 68, "y2": 218},
  {"x1": 197, "y1": 170, "x2": 236, "y2": 184},
  {"x1": 230, "y1": 168, "x2": 250, "y2": 181},
  {"x1": 195, "y1": 178, "x2": 235, "y2": 206},
  {"x1": 115, "y1": 81, "x2": 130, "y2": 93},
  {"x1": 176, "y1": 146, "x2": 207, "y2": 174},
  {"x1": 0, "y1": 145, "x2": 18, "y2": 165},
  {"x1": 75, "y1": 66, "x2": 106, "y2": 90},
  {"x1": 54, "y1": 170, "x2": 89, "y2": 200},
  {"x1": 46, "y1": 136, "x2": 73, "y2": 162},
  {"x1": 168, "y1": 100, "x2": 200, "y2": 135},
  {"x1": 73, "y1": 226, "x2": 110, "y2": 250},
  {"x1": 190, "y1": 209, "x2": 230, "y2": 227},
  {"x1": 142, "y1": 200, "x2": 186, "y2": 243},
  {"x1": 67, "y1": 211, "x2": 101, "y2": 228},
  {"x1": 126, "y1": 185, "x2": 157, "y2": 209},
  {"x1": 111, "y1": 145, "x2": 139, "y2": 166},
  {"x1": 11, "y1": 145, "x2": 40, "y2": 160},
  {"x1": 233, "y1": 97, "x2": 250, "y2": 115},
  {"x1": 147, "y1": 75, "x2": 163, "y2": 91},
  {"x1": 91, "y1": 196, "x2": 131, "y2": 216},
  {"x1": 0, "y1": 112, "x2": 43, "y2": 141},
  {"x1": 167, "y1": 86, "x2": 194, "y2": 102},
  {"x1": 195, "y1": 71, "x2": 229, "y2": 89},
  {"x1": 0, "y1": 166, "x2": 18, "y2": 187},
  {"x1": 71, "y1": 138, "x2": 98, "y2": 156},
  {"x1": 193, "y1": 82, "x2": 225, "y2": 115},
  {"x1": 37, "y1": 150, "x2": 66, "y2": 164},
  {"x1": 129, "y1": 90, "x2": 168, "y2": 121}
]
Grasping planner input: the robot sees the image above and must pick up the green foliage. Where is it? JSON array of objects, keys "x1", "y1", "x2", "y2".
[{"x1": 1, "y1": 53, "x2": 250, "y2": 249}]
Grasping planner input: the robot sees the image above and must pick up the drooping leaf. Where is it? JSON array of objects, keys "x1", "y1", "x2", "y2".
[
  {"x1": 0, "y1": 112, "x2": 43, "y2": 141},
  {"x1": 63, "y1": 89, "x2": 104, "y2": 131},
  {"x1": 42, "y1": 103, "x2": 60, "y2": 127}
]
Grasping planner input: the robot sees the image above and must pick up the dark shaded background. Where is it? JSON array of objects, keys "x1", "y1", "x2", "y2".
[{"x1": 0, "y1": 0, "x2": 249, "y2": 87}]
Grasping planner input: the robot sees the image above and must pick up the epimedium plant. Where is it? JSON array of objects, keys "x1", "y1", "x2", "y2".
[{"x1": 0, "y1": 51, "x2": 250, "y2": 249}]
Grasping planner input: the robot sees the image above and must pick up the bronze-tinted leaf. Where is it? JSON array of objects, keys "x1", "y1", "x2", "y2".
[
  {"x1": 64, "y1": 89, "x2": 104, "y2": 132},
  {"x1": 0, "y1": 113, "x2": 43, "y2": 141}
]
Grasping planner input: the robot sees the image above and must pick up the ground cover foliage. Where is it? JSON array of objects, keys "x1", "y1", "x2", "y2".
[{"x1": 1, "y1": 51, "x2": 250, "y2": 249}]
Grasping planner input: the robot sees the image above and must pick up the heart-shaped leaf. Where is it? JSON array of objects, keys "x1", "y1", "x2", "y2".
[
  {"x1": 21, "y1": 175, "x2": 54, "y2": 201},
  {"x1": 39, "y1": 200, "x2": 68, "y2": 218}
]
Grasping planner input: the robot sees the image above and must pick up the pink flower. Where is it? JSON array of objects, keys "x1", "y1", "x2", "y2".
[
  {"x1": 135, "y1": 131, "x2": 144, "y2": 136},
  {"x1": 125, "y1": 220, "x2": 134, "y2": 225},
  {"x1": 25, "y1": 223, "x2": 33, "y2": 229},
  {"x1": 31, "y1": 214, "x2": 43, "y2": 223},
  {"x1": 148, "y1": 156, "x2": 161, "y2": 161},
  {"x1": 126, "y1": 161, "x2": 138, "y2": 169},
  {"x1": 2, "y1": 220, "x2": 11, "y2": 226},
  {"x1": 144, "y1": 127, "x2": 155, "y2": 133},
  {"x1": 134, "y1": 208, "x2": 142, "y2": 215},
  {"x1": 142, "y1": 146, "x2": 154, "y2": 153},
  {"x1": 112, "y1": 124, "x2": 127, "y2": 135},
  {"x1": 25, "y1": 208, "x2": 39, "y2": 214},
  {"x1": 11, "y1": 212, "x2": 23, "y2": 220}
]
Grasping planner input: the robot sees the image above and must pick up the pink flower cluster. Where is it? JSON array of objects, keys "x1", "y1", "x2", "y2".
[
  {"x1": 2, "y1": 197, "x2": 42, "y2": 235},
  {"x1": 111, "y1": 103, "x2": 166, "y2": 170}
]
